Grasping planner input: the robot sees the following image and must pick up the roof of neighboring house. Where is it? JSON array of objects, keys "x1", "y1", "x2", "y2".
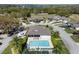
[
  {"x1": 73, "y1": 23, "x2": 79, "y2": 27},
  {"x1": 48, "y1": 15, "x2": 68, "y2": 20},
  {"x1": 27, "y1": 16, "x2": 44, "y2": 21},
  {"x1": 27, "y1": 26, "x2": 51, "y2": 35}
]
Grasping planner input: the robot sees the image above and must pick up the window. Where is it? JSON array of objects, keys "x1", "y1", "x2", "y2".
[
  {"x1": 28, "y1": 35, "x2": 40, "y2": 37},
  {"x1": 34, "y1": 35, "x2": 40, "y2": 37},
  {"x1": 28, "y1": 35, "x2": 33, "y2": 37}
]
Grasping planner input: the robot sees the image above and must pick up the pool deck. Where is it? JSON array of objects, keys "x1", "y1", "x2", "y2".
[{"x1": 27, "y1": 36, "x2": 54, "y2": 51}]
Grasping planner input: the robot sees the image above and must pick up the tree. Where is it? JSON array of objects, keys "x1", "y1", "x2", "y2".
[{"x1": 27, "y1": 12, "x2": 31, "y2": 17}]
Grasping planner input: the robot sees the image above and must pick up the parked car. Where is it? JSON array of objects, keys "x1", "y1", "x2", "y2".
[
  {"x1": 0, "y1": 33, "x2": 2, "y2": 35},
  {"x1": 8, "y1": 32, "x2": 14, "y2": 36},
  {"x1": 18, "y1": 27, "x2": 24, "y2": 31},
  {"x1": 8, "y1": 26, "x2": 25, "y2": 36},
  {"x1": 0, "y1": 42, "x2": 2, "y2": 45}
]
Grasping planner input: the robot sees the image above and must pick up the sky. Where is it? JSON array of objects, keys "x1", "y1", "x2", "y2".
[{"x1": 0, "y1": 0, "x2": 79, "y2": 4}]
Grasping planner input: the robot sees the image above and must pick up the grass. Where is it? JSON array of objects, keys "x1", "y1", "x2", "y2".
[
  {"x1": 51, "y1": 32, "x2": 69, "y2": 54},
  {"x1": 69, "y1": 14, "x2": 79, "y2": 22},
  {"x1": 65, "y1": 28, "x2": 76, "y2": 33},
  {"x1": 71, "y1": 35, "x2": 79, "y2": 42},
  {"x1": 2, "y1": 45, "x2": 12, "y2": 54}
]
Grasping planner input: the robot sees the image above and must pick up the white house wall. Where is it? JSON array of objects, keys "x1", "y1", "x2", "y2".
[
  {"x1": 27, "y1": 35, "x2": 51, "y2": 43},
  {"x1": 39, "y1": 35, "x2": 51, "y2": 40}
]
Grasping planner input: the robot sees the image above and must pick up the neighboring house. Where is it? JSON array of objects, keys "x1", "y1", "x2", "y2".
[
  {"x1": 17, "y1": 30, "x2": 27, "y2": 38},
  {"x1": 28, "y1": 13, "x2": 48, "y2": 23},
  {"x1": 48, "y1": 15, "x2": 68, "y2": 23},
  {"x1": 61, "y1": 16, "x2": 69, "y2": 23},
  {"x1": 72, "y1": 23, "x2": 79, "y2": 30},
  {"x1": 27, "y1": 26, "x2": 53, "y2": 53},
  {"x1": 48, "y1": 15, "x2": 54, "y2": 21},
  {"x1": 27, "y1": 16, "x2": 44, "y2": 23}
]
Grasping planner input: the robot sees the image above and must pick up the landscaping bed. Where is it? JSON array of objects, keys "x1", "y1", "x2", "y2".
[{"x1": 51, "y1": 32, "x2": 69, "y2": 54}]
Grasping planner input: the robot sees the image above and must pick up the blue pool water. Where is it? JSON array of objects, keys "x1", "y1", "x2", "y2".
[{"x1": 30, "y1": 41, "x2": 49, "y2": 47}]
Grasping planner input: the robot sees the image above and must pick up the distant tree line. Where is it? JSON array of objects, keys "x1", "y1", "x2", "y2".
[{"x1": 0, "y1": 5, "x2": 79, "y2": 17}]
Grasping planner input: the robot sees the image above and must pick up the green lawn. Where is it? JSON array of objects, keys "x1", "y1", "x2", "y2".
[{"x1": 2, "y1": 46, "x2": 12, "y2": 54}]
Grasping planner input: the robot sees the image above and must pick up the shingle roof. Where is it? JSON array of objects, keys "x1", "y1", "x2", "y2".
[{"x1": 27, "y1": 26, "x2": 51, "y2": 35}]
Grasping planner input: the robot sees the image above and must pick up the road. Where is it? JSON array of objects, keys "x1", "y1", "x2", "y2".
[
  {"x1": 0, "y1": 36, "x2": 14, "y2": 53},
  {"x1": 52, "y1": 25, "x2": 79, "y2": 54}
]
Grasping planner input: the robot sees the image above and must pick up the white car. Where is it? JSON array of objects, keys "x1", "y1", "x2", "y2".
[{"x1": 17, "y1": 31, "x2": 27, "y2": 38}]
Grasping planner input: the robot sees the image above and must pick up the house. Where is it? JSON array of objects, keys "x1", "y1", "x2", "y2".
[
  {"x1": 48, "y1": 15, "x2": 54, "y2": 21},
  {"x1": 27, "y1": 26, "x2": 53, "y2": 53},
  {"x1": 48, "y1": 15, "x2": 67, "y2": 22},
  {"x1": 27, "y1": 16, "x2": 44, "y2": 23},
  {"x1": 72, "y1": 23, "x2": 79, "y2": 30},
  {"x1": 28, "y1": 13, "x2": 48, "y2": 23}
]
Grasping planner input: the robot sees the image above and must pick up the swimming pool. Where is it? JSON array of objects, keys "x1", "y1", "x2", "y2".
[{"x1": 30, "y1": 40, "x2": 49, "y2": 47}]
